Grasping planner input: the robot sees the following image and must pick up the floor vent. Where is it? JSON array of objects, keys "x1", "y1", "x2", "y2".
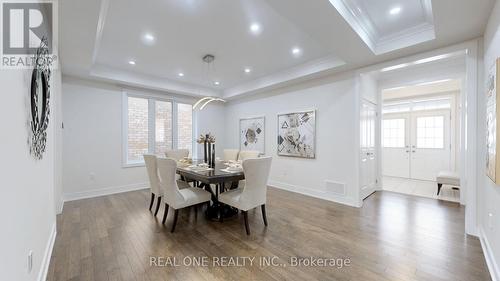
[{"x1": 325, "y1": 180, "x2": 346, "y2": 196}]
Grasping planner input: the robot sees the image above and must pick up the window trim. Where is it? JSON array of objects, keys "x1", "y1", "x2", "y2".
[
  {"x1": 415, "y1": 115, "x2": 446, "y2": 150},
  {"x1": 382, "y1": 118, "x2": 406, "y2": 148},
  {"x1": 122, "y1": 92, "x2": 194, "y2": 168}
]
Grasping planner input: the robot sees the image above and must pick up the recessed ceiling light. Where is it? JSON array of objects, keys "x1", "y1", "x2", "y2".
[
  {"x1": 389, "y1": 6, "x2": 401, "y2": 15},
  {"x1": 250, "y1": 23, "x2": 261, "y2": 34},
  {"x1": 213, "y1": 81, "x2": 220, "y2": 86},
  {"x1": 128, "y1": 60, "x2": 136, "y2": 65},
  {"x1": 142, "y1": 33, "x2": 155, "y2": 45},
  {"x1": 244, "y1": 68, "x2": 251, "y2": 73},
  {"x1": 178, "y1": 72, "x2": 184, "y2": 77},
  {"x1": 381, "y1": 63, "x2": 408, "y2": 72},
  {"x1": 291, "y1": 47, "x2": 302, "y2": 56}
]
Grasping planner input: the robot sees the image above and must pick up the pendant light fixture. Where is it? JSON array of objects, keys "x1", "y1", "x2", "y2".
[{"x1": 193, "y1": 54, "x2": 225, "y2": 110}]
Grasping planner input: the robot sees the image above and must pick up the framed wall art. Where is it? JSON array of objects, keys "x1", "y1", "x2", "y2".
[
  {"x1": 240, "y1": 116, "x2": 265, "y2": 153},
  {"x1": 277, "y1": 110, "x2": 316, "y2": 158},
  {"x1": 486, "y1": 58, "x2": 500, "y2": 184}
]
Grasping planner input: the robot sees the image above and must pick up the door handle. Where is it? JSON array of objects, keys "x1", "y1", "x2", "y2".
[{"x1": 412, "y1": 150, "x2": 416, "y2": 153}]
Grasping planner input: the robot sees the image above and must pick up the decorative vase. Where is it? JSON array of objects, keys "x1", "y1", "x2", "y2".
[
  {"x1": 211, "y1": 143, "x2": 215, "y2": 168},
  {"x1": 203, "y1": 141, "x2": 207, "y2": 163}
]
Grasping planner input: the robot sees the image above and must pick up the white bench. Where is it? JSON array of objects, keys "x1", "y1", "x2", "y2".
[{"x1": 436, "y1": 171, "x2": 460, "y2": 195}]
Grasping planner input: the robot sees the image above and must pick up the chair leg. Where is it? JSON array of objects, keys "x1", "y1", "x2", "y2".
[
  {"x1": 154, "y1": 196, "x2": 162, "y2": 216},
  {"x1": 162, "y1": 204, "x2": 169, "y2": 224},
  {"x1": 261, "y1": 204, "x2": 268, "y2": 226},
  {"x1": 243, "y1": 211, "x2": 250, "y2": 235},
  {"x1": 219, "y1": 204, "x2": 224, "y2": 223},
  {"x1": 437, "y1": 183, "x2": 443, "y2": 195},
  {"x1": 149, "y1": 193, "x2": 155, "y2": 211},
  {"x1": 171, "y1": 209, "x2": 179, "y2": 233}
]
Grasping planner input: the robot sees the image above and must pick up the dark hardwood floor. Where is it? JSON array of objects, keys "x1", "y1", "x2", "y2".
[{"x1": 47, "y1": 188, "x2": 491, "y2": 281}]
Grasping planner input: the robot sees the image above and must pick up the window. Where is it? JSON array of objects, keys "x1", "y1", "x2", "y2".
[
  {"x1": 412, "y1": 98, "x2": 451, "y2": 111},
  {"x1": 382, "y1": 98, "x2": 451, "y2": 114},
  {"x1": 177, "y1": 103, "x2": 193, "y2": 155},
  {"x1": 124, "y1": 94, "x2": 193, "y2": 166},
  {"x1": 382, "y1": 102, "x2": 411, "y2": 114},
  {"x1": 416, "y1": 116, "x2": 444, "y2": 149},
  {"x1": 382, "y1": 119, "x2": 405, "y2": 148},
  {"x1": 127, "y1": 97, "x2": 149, "y2": 163},
  {"x1": 155, "y1": 101, "x2": 173, "y2": 155}
]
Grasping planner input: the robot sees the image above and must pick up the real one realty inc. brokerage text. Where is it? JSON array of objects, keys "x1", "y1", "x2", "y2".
[{"x1": 150, "y1": 256, "x2": 351, "y2": 268}]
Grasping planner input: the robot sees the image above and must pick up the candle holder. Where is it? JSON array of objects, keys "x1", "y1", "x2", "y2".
[{"x1": 197, "y1": 133, "x2": 216, "y2": 166}]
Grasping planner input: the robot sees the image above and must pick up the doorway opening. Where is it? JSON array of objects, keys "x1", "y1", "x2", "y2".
[
  {"x1": 381, "y1": 81, "x2": 461, "y2": 203},
  {"x1": 357, "y1": 42, "x2": 479, "y2": 235}
]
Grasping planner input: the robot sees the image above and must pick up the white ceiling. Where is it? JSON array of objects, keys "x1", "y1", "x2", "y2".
[
  {"x1": 329, "y1": 0, "x2": 435, "y2": 54},
  {"x1": 360, "y1": 0, "x2": 428, "y2": 36},
  {"x1": 375, "y1": 51, "x2": 466, "y2": 90},
  {"x1": 59, "y1": 0, "x2": 495, "y2": 99},
  {"x1": 383, "y1": 79, "x2": 462, "y2": 100}
]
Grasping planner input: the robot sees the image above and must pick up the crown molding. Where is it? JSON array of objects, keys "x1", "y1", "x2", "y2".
[
  {"x1": 329, "y1": 0, "x2": 435, "y2": 55},
  {"x1": 91, "y1": 0, "x2": 110, "y2": 64}
]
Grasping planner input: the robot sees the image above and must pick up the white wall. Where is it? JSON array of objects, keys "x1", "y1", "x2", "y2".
[
  {"x1": 0, "y1": 67, "x2": 60, "y2": 280},
  {"x1": 195, "y1": 102, "x2": 226, "y2": 159},
  {"x1": 224, "y1": 73, "x2": 360, "y2": 206},
  {"x1": 53, "y1": 66, "x2": 64, "y2": 214},
  {"x1": 62, "y1": 77, "x2": 225, "y2": 200},
  {"x1": 479, "y1": 2, "x2": 500, "y2": 279}
]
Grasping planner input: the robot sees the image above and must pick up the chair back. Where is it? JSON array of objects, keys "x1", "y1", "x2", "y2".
[
  {"x1": 223, "y1": 149, "x2": 239, "y2": 161},
  {"x1": 240, "y1": 157, "x2": 272, "y2": 208},
  {"x1": 157, "y1": 157, "x2": 184, "y2": 204},
  {"x1": 165, "y1": 149, "x2": 189, "y2": 161},
  {"x1": 143, "y1": 154, "x2": 161, "y2": 195},
  {"x1": 238, "y1": 150, "x2": 261, "y2": 160}
]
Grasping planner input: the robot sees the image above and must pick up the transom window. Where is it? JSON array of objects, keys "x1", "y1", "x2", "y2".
[
  {"x1": 383, "y1": 98, "x2": 451, "y2": 114},
  {"x1": 382, "y1": 119, "x2": 405, "y2": 148},
  {"x1": 416, "y1": 116, "x2": 444, "y2": 149},
  {"x1": 124, "y1": 94, "x2": 193, "y2": 166}
]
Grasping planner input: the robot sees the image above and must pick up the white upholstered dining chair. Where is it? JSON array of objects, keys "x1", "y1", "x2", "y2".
[
  {"x1": 238, "y1": 150, "x2": 260, "y2": 160},
  {"x1": 165, "y1": 149, "x2": 189, "y2": 160},
  {"x1": 165, "y1": 149, "x2": 191, "y2": 182},
  {"x1": 157, "y1": 158, "x2": 212, "y2": 232},
  {"x1": 219, "y1": 157, "x2": 272, "y2": 235},
  {"x1": 144, "y1": 154, "x2": 163, "y2": 216},
  {"x1": 223, "y1": 149, "x2": 240, "y2": 161}
]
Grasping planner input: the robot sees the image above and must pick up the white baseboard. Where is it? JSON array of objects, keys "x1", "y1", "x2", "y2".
[
  {"x1": 37, "y1": 223, "x2": 57, "y2": 281},
  {"x1": 268, "y1": 180, "x2": 360, "y2": 208},
  {"x1": 56, "y1": 198, "x2": 64, "y2": 215},
  {"x1": 63, "y1": 182, "x2": 148, "y2": 202},
  {"x1": 479, "y1": 227, "x2": 500, "y2": 281}
]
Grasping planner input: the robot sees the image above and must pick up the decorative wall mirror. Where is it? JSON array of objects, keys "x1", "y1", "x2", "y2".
[{"x1": 28, "y1": 37, "x2": 52, "y2": 159}]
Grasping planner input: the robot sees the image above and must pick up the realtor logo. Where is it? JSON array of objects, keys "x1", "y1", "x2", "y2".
[{"x1": 1, "y1": 1, "x2": 57, "y2": 68}]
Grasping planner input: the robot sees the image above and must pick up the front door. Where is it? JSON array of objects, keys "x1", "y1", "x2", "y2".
[
  {"x1": 382, "y1": 113, "x2": 410, "y2": 178},
  {"x1": 382, "y1": 109, "x2": 451, "y2": 181},
  {"x1": 409, "y1": 109, "x2": 451, "y2": 181}
]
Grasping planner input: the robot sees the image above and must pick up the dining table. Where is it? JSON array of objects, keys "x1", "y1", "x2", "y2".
[{"x1": 176, "y1": 160, "x2": 245, "y2": 220}]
